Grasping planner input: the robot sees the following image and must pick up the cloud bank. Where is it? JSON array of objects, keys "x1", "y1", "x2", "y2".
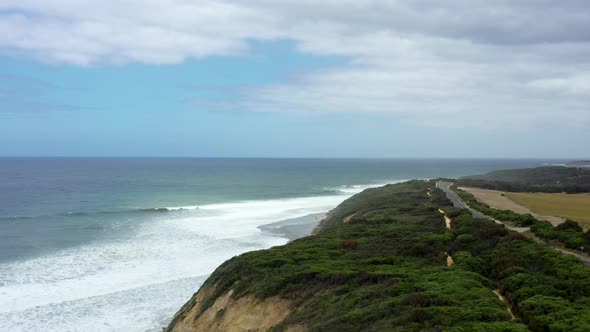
[{"x1": 1, "y1": 0, "x2": 589, "y2": 127}]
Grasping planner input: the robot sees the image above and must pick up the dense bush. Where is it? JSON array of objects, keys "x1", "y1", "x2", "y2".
[
  {"x1": 452, "y1": 186, "x2": 590, "y2": 252},
  {"x1": 457, "y1": 166, "x2": 590, "y2": 193},
  {"x1": 452, "y1": 185, "x2": 536, "y2": 227},
  {"x1": 449, "y1": 210, "x2": 590, "y2": 331},
  {"x1": 169, "y1": 181, "x2": 590, "y2": 332},
  {"x1": 531, "y1": 220, "x2": 589, "y2": 252},
  {"x1": 557, "y1": 219, "x2": 584, "y2": 232}
]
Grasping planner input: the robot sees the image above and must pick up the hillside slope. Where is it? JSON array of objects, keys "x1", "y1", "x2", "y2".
[
  {"x1": 167, "y1": 180, "x2": 590, "y2": 331},
  {"x1": 457, "y1": 166, "x2": 590, "y2": 193}
]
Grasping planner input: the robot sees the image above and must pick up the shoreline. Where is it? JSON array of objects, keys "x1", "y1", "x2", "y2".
[{"x1": 258, "y1": 212, "x2": 328, "y2": 241}]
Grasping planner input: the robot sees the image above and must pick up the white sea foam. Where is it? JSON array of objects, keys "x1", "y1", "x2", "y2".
[
  {"x1": 0, "y1": 181, "x2": 399, "y2": 331},
  {"x1": 162, "y1": 205, "x2": 200, "y2": 211},
  {"x1": 327, "y1": 180, "x2": 405, "y2": 194}
]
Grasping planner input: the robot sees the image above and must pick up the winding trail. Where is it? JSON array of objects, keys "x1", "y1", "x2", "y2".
[
  {"x1": 436, "y1": 207, "x2": 454, "y2": 266},
  {"x1": 493, "y1": 290, "x2": 516, "y2": 320},
  {"x1": 438, "y1": 209, "x2": 452, "y2": 229},
  {"x1": 436, "y1": 182, "x2": 518, "y2": 318},
  {"x1": 436, "y1": 181, "x2": 590, "y2": 267}
]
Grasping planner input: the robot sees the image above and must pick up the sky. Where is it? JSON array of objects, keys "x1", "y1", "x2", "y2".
[{"x1": 0, "y1": 0, "x2": 589, "y2": 158}]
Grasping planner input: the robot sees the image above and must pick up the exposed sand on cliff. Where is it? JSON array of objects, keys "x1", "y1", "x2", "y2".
[{"x1": 168, "y1": 287, "x2": 303, "y2": 332}]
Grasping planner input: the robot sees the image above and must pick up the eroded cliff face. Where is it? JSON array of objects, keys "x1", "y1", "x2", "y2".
[{"x1": 167, "y1": 286, "x2": 304, "y2": 332}]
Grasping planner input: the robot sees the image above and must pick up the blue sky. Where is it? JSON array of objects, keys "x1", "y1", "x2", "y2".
[{"x1": 1, "y1": 1, "x2": 589, "y2": 158}]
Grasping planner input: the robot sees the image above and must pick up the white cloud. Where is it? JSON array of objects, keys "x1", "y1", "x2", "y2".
[
  {"x1": 0, "y1": 0, "x2": 589, "y2": 127},
  {"x1": 0, "y1": 1, "x2": 267, "y2": 65},
  {"x1": 528, "y1": 75, "x2": 590, "y2": 97}
]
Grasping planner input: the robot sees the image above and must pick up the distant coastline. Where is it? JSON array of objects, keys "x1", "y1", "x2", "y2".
[{"x1": 567, "y1": 160, "x2": 590, "y2": 167}]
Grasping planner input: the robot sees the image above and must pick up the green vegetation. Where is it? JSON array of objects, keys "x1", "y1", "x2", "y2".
[
  {"x1": 452, "y1": 185, "x2": 537, "y2": 227},
  {"x1": 505, "y1": 192, "x2": 590, "y2": 228},
  {"x1": 449, "y1": 213, "x2": 590, "y2": 331},
  {"x1": 458, "y1": 166, "x2": 590, "y2": 193},
  {"x1": 531, "y1": 220, "x2": 590, "y2": 251},
  {"x1": 169, "y1": 180, "x2": 590, "y2": 331},
  {"x1": 452, "y1": 185, "x2": 590, "y2": 254}
]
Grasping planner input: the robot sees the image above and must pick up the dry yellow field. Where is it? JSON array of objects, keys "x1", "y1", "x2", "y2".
[
  {"x1": 460, "y1": 187, "x2": 564, "y2": 225},
  {"x1": 505, "y1": 192, "x2": 590, "y2": 228},
  {"x1": 460, "y1": 187, "x2": 531, "y2": 214}
]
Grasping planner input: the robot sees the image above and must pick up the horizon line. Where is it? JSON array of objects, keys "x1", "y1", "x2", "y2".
[{"x1": 0, "y1": 156, "x2": 584, "y2": 160}]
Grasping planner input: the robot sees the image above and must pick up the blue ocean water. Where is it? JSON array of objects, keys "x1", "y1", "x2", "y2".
[{"x1": 0, "y1": 158, "x2": 562, "y2": 331}]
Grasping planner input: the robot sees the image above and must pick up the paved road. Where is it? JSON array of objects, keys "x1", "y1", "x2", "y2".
[
  {"x1": 436, "y1": 181, "x2": 491, "y2": 220},
  {"x1": 436, "y1": 181, "x2": 590, "y2": 266}
]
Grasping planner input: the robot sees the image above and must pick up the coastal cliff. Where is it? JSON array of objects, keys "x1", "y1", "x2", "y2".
[
  {"x1": 167, "y1": 287, "x2": 301, "y2": 332},
  {"x1": 167, "y1": 180, "x2": 590, "y2": 331}
]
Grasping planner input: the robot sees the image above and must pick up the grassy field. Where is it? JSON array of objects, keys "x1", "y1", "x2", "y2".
[
  {"x1": 460, "y1": 187, "x2": 564, "y2": 225},
  {"x1": 505, "y1": 192, "x2": 590, "y2": 228},
  {"x1": 460, "y1": 187, "x2": 531, "y2": 214}
]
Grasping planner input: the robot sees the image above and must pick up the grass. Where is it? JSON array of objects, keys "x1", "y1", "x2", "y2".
[
  {"x1": 452, "y1": 185, "x2": 590, "y2": 253},
  {"x1": 460, "y1": 187, "x2": 531, "y2": 214},
  {"x1": 505, "y1": 192, "x2": 590, "y2": 228}
]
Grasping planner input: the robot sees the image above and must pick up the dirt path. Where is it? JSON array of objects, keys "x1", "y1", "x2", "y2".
[
  {"x1": 445, "y1": 252, "x2": 454, "y2": 266},
  {"x1": 343, "y1": 212, "x2": 358, "y2": 223},
  {"x1": 437, "y1": 182, "x2": 589, "y2": 318},
  {"x1": 438, "y1": 181, "x2": 590, "y2": 266},
  {"x1": 460, "y1": 187, "x2": 564, "y2": 226},
  {"x1": 438, "y1": 209, "x2": 452, "y2": 229},
  {"x1": 437, "y1": 183, "x2": 518, "y2": 317},
  {"x1": 437, "y1": 208, "x2": 454, "y2": 266},
  {"x1": 493, "y1": 289, "x2": 516, "y2": 320}
]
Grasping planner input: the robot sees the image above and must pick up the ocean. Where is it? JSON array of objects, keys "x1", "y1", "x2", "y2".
[{"x1": 0, "y1": 158, "x2": 562, "y2": 331}]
